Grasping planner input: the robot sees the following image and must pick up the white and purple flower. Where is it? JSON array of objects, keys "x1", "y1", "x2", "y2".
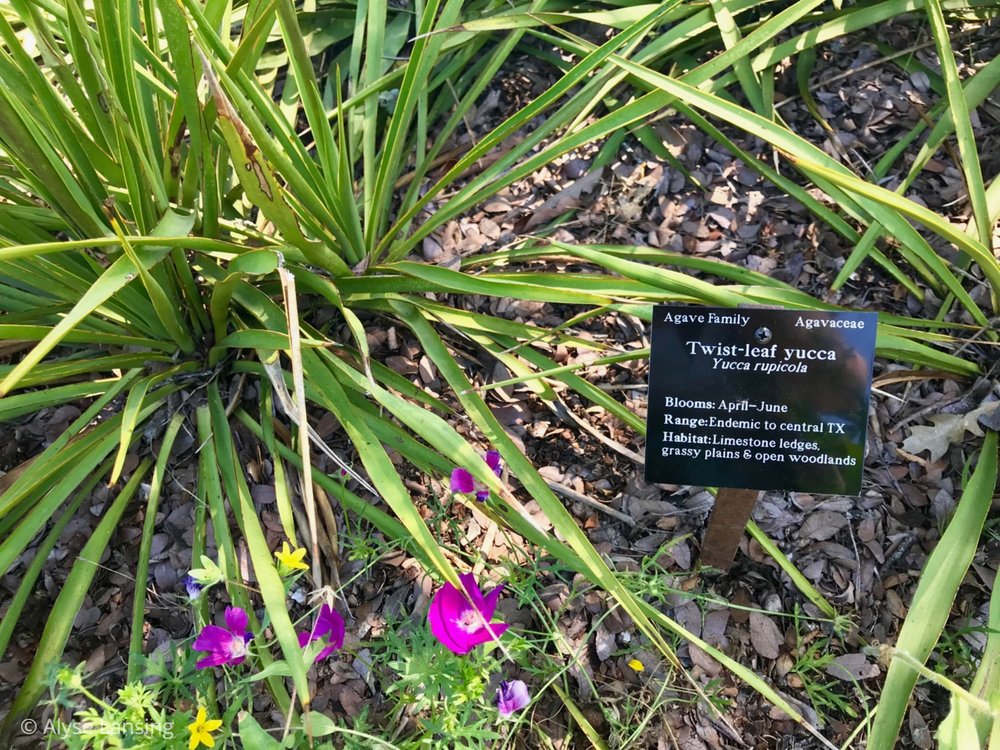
[
  {"x1": 496, "y1": 679, "x2": 530, "y2": 718},
  {"x1": 192, "y1": 606, "x2": 252, "y2": 669},
  {"x1": 183, "y1": 575, "x2": 203, "y2": 603}
]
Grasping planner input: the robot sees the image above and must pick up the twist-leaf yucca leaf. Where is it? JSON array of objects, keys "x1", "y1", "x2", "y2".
[
  {"x1": 0, "y1": 209, "x2": 194, "y2": 397},
  {"x1": 197, "y1": 50, "x2": 349, "y2": 276},
  {"x1": 924, "y1": 0, "x2": 992, "y2": 250},
  {"x1": 950, "y1": 572, "x2": 1000, "y2": 743},
  {"x1": 869, "y1": 431, "x2": 998, "y2": 748},
  {"x1": 205, "y1": 391, "x2": 305, "y2": 710},
  {"x1": 0, "y1": 460, "x2": 154, "y2": 740},
  {"x1": 209, "y1": 250, "x2": 280, "y2": 355},
  {"x1": 127, "y1": 413, "x2": 185, "y2": 681}
]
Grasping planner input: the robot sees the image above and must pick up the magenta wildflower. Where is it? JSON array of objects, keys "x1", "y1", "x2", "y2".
[
  {"x1": 496, "y1": 680, "x2": 530, "y2": 718},
  {"x1": 428, "y1": 573, "x2": 509, "y2": 655},
  {"x1": 192, "y1": 607, "x2": 252, "y2": 669},
  {"x1": 298, "y1": 604, "x2": 345, "y2": 663},
  {"x1": 450, "y1": 450, "x2": 502, "y2": 502}
]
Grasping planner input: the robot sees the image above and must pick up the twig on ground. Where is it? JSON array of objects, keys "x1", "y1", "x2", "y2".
[{"x1": 543, "y1": 479, "x2": 635, "y2": 527}]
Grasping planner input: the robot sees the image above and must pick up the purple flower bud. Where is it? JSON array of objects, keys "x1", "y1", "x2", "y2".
[
  {"x1": 496, "y1": 679, "x2": 530, "y2": 718},
  {"x1": 184, "y1": 575, "x2": 203, "y2": 602},
  {"x1": 484, "y1": 450, "x2": 503, "y2": 478}
]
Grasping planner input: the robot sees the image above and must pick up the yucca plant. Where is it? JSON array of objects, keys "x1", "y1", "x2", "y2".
[{"x1": 0, "y1": 0, "x2": 996, "y2": 745}]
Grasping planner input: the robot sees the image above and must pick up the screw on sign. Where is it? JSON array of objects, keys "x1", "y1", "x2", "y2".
[{"x1": 645, "y1": 305, "x2": 877, "y2": 570}]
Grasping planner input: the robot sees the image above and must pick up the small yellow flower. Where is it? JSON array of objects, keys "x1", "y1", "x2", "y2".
[
  {"x1": 275, "y1": 541, "x2": 308, "y2": 574},
  {"x1": 627, "y1": 658, "x2": 645, "y2": 672},
  {"x1": 187, "y1": 706, "x2": 222, "y2": 750}
]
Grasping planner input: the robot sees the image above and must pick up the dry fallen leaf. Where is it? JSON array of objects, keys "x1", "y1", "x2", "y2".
[
  {"x1": 595, "y1": 624, "x2": 615, "y2": 662},
  {"x1": 749, "y1": 611, "x2": 783, "y2": 660},
  {"x1": 901, "y1": 401, "x2": 1000, "y2": 461},
  {"x1": 799, "y1": 510, "x2": 848, "y2": 541},
  {"x1": 825, "y1": 652, "x2": 880, "y2": 682},
  {"x1": 523, "y1": 167, "x2": 604, "y2": 230}
]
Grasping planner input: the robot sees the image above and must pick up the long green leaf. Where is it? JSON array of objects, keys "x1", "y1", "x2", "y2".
[
  {"x1": 0, "y1": 209, "x2": 194, "y2": 396},
  {"x1": 869, "y1": 431, "x2": 998, "y2": 748},
  {"x1": 127, "y1": 413, "x2": 184, "y2": 680},
  {"x1": 0, "y1": 459, "x2": 153, "y2": 740},
  {"x1": 207, "y1": 386, "x2": 308, "y2": 707}
]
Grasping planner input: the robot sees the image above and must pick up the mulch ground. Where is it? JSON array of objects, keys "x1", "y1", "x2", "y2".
[{"x1": 2, "y1": 15, "x2": 1000, "y2": 749}]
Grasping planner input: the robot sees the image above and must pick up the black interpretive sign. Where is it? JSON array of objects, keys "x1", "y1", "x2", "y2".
[{"x1": 644, "y1": 306, "x2": 878, "y2": 495}]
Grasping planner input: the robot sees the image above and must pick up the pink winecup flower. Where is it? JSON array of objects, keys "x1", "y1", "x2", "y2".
[
  {"x1": 450, "y1": 450, "x2": 503, "y2": 502},
  {"x1": 192, "y1": 606, "x2": 252, "y2": 669},
  {"x1": 496, "y1": 679, "x2": 530, "y2": 718},
  {"x1": 298, "y1": 604, "x2": 345, "y2": 663},
  {"x1": 428, "y1": 572, "x2": 509, "y2": 655}
]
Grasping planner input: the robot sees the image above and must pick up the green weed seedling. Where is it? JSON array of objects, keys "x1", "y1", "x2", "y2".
[
  {"x1": 43, "y1": 662, "x2": 190, "y2": 750},
  {"x1": 384, "y1": 624, "x2": 503, "y2": 748},
  {"x1": 788, "y1": 606, "x2": 868, "y2": 724}
]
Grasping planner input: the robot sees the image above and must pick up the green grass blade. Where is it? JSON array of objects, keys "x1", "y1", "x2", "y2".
[
  {"x1": 747, "y1": 520, "x2": 837, "y2": 619},
  {"x1": 598, "y1": 53, "x2": 999, "y2": 311}
]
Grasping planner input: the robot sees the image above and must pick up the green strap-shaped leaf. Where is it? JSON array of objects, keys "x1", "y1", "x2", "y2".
[
  {"x1": 210, "y1": 250, "x2": 280, "y2": 348},
  {"x1": 198, "y1": 52, "x2": 349, "y2": 276},
  {"x1": 0, "y1": 209, "x2": 194, "y2": 397},
  {"x1": 127, "y1": 412, "x2": 185, "y2": 680},
  {"x1": 0, "y1": 459, "x2": 153, "y2": 741},
  {"x1": 869, "y1": 431, "x2": 998, "y2": 748},
  {"x1": 0, "y1": 492, "x2": 86, "y2": 662},
  {"x1": 111, "y1": 221, "x2": 196, "y2": 354},
  {"x1": 207, "y1": 387, "x2": 308, "y2": 708}
]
